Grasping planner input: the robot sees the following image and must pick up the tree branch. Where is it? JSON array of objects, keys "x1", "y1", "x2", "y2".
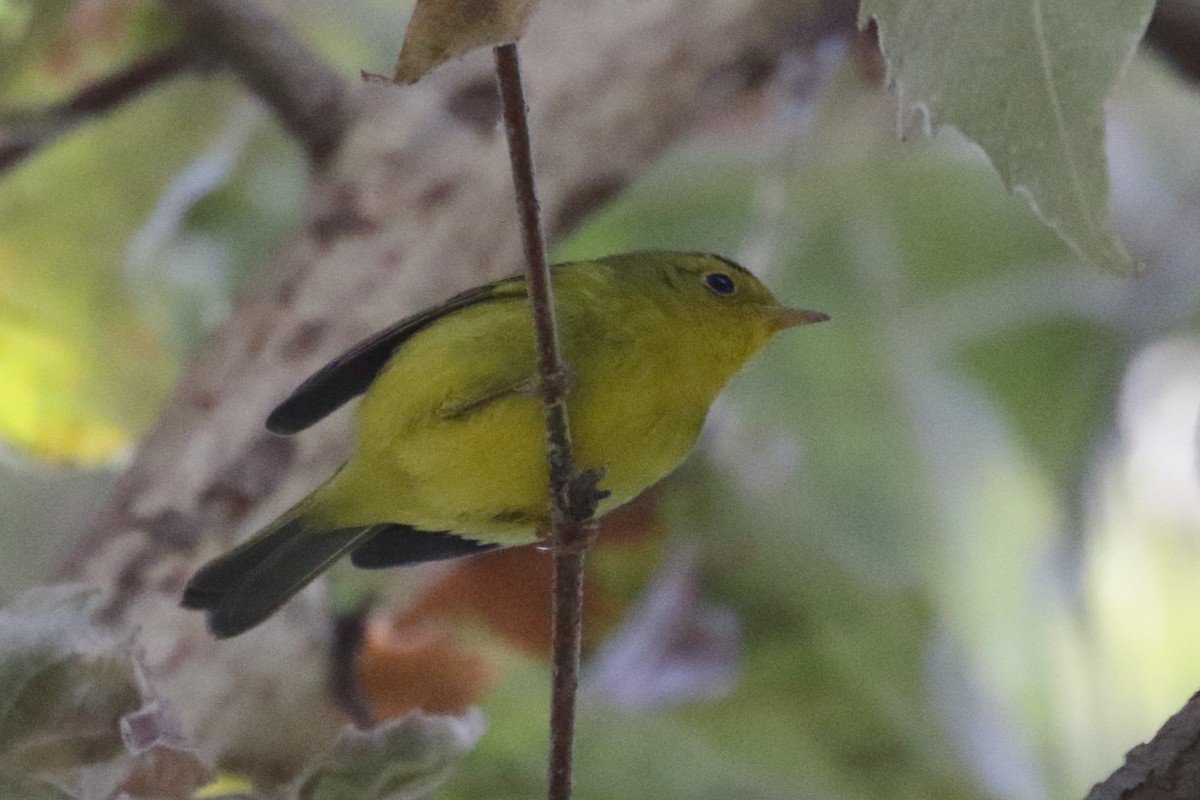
[
  {"x1": 160, "y1": 0, "x2": 352, "y2": 166},
  {"x1": 1085, "y1": 691, "x2": 1200, "y2": 800},
  {"x1": 0, "y1": 46, "x2": 194, "y2": 174}
]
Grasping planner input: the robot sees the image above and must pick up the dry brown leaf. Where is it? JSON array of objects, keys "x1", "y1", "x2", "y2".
[
  {"x1": 393, "y1": 0, "x2": 539, "y2": 84},
  {"x1": 395, "y1": 496, "x2": 662, "y2": 655},
  {"x1": 356, "y1": 496, "x2": 666, "y2": 719}
]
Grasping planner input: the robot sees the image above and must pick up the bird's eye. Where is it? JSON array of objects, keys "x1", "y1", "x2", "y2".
[{"x1": 704, "y1": 272, "x2": 736, "y2": 295}]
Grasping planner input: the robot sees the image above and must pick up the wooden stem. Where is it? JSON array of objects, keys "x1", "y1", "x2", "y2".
[{"x1": 494, "y1": 42, "x2": 598, "y2": 800}]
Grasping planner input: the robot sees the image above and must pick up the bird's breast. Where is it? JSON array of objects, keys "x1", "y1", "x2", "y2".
[{"x1": 567, "y1": 351, "x2": 713, "y2": 509}]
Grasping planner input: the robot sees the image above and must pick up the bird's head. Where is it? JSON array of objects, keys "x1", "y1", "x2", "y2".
[{"x1": 664, "y1": 252, "x2": 827, "y2": 333}]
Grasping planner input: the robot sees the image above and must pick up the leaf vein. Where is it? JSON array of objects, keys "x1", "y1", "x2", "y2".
[{"x1": 1030, "y1": 0, "x2": 1098, "y2": 241}]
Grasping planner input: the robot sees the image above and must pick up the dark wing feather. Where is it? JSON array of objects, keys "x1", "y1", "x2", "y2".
[
  {"x1": 266, "y1": 276, "x2": 528, "y2": 435},
  {"x1": 350, "y1": 524, "x2": 500, "y2": 569},
  {"x1": 207, "y1": 525, "x2": 379, "y2": 638},
  {"x1": 181, "y1": 516, "x2": 307, "y2": 611}
]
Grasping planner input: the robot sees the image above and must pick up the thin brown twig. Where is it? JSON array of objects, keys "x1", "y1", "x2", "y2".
[
  {"x1": 0, "y1": 46, "x2": 194, "y2": 175},
  {"x1": 493, "y1": 42, "x2": 601, "y2": 800}
]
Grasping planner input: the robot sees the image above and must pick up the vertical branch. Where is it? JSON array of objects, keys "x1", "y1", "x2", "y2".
[{"x1": 493, "y1": 43, "x2": 600, "y2": 800}]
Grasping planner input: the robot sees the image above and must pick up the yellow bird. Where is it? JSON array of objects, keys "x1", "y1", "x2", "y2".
[{"x1": 182, "y1": 251, "x2": 827, "y2": 637}]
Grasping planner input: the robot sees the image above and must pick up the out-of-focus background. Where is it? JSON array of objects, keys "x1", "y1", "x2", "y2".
[{"x1": 3, "y1": 1, "x2": 1200, "y2": 798}]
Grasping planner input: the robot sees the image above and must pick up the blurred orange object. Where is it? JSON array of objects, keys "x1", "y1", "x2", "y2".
[
  {"x1": 356, "y1": 616, "x2": 496, "y2": 718},
  {"x1": 356, "y1": 494, "x2": 664, "y2": 718}
]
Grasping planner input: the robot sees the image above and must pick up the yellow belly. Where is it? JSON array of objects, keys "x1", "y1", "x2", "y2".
[{"x1": 325, "y1": 373, "x2": 705, "y2": 544}]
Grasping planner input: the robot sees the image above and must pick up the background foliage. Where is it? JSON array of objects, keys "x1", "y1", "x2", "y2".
[{"x1": 3, "y1": 1, "x2": 1200, "y2": 798}]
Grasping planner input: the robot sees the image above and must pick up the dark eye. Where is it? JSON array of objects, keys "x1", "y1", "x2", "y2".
[{"x1": 704, "y1": 272, "x2": 736, "y2": 295}]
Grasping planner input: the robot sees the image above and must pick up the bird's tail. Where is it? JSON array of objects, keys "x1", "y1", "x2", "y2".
[{"x1": 181, "y1": 501, "x2": 378, "y2": 639}]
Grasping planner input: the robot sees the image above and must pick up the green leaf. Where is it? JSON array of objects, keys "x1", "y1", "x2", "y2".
[
  {"x1": 859, "y1": 0, "x2": 1154, "y2": 272},
  {"x1": 959, "y1": 319, "x2": 1128, "y2": 493},
  {"x1": 0, "y1": 586, "x2": 214, "y2": 797},
  {"x1": 296, "y1": 710, "x2": 484, "y2": 800},
  {"x1": 0, "y1": 586, "x2": 143, "y2": 774}
]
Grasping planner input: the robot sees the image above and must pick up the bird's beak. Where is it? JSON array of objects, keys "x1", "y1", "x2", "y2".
[{"x1": 767, "y1": 306, "x2": 830, "y2": 331}]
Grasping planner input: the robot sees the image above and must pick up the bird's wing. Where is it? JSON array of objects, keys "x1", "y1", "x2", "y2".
[
  {"x1": 209, "y1": 524, "x2": 379, "y2": 638},
  {"x1": 266, "y1": 276, "x2": 529, "y2": 434},
  {"x1": 349, "y1": 524, "x2": 500, "y2": 569},
  {"x1": 435, "y1": 375, "x2": 540, "y2": 421}
]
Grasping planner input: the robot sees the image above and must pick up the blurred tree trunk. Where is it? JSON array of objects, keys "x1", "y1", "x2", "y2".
[{"x1": 53, "y1": 0, "x2": 846, "y2": 773}]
